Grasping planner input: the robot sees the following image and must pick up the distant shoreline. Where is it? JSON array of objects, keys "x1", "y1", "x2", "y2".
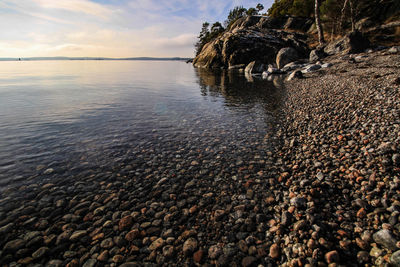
[{"x1": 0, "y1": 57, "x2": 192, "y2": 62}]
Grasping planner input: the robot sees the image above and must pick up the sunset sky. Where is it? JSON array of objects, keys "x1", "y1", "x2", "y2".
[{"x1": 0, "y1": 0, "x2": 273, "y2": 58}]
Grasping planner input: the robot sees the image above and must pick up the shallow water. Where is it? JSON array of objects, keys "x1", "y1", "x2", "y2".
[{"x1": 0, "y1": 61, "x2": 284, "y2": 192}]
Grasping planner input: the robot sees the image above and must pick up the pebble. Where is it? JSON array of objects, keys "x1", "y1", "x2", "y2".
[
  {"x1": 183, "y1": 238, "x2": 198, "y2": 256},
  {"x1": 373, "y1": 229, "x2": 398, "y2": 250},
  {"x1": 325, "y1": 250, "x2": 339, "y2": 264}
]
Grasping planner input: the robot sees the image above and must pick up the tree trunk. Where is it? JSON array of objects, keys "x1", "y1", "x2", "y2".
[
  {"x1": 339, "y1": 0, "x2": 349, "y2": 33},
  {"x1": 315, "y1": 0, "x2": 325, "y2": 45},
  {"x1": 349, "y1": 0, "x2": 355, "y2": 32}
]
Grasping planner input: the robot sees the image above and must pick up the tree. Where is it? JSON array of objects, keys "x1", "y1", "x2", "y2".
[
  {"x1": 224, "y1": 6, "x2": 247, "y2": 28},
  {"x1": 195, "y1": 22, "x2": 210, "y2": 56},
  {"x1": 247, "y1": 7, "x2": 258, "y2": 16},
  {"x1": 315, "y1": 0, "x2": 325, "y2": 44},
  {"x1": 256, "y1": 3, "x2": 264, "y2": 12}
]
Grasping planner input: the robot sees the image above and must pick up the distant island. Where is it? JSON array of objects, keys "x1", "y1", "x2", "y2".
[{"x1": 0, "y1": 57, "x2": 192, "y2": 61}]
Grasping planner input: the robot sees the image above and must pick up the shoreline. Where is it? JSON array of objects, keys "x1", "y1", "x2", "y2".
[{"x1": 1, "y1": 48, "x2": 400, "y2": 266}]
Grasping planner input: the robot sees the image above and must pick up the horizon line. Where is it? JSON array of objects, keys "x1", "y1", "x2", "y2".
[{"x1": 0, "y1": 56, "x2": 193, "y2": 61}]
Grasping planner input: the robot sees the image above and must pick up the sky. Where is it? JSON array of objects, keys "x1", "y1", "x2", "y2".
[{"x1": 0, "y1": 0, "x2": 274, "y2": 58}]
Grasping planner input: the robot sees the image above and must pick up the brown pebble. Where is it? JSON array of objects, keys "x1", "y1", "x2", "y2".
[
  {"x1": 269, "y1": 244, "x2": 280, "y2": 259},
  {"x1": 325, "y1": 250, "x2": 339, "y2": 263},
  {"x1": 193, "y1": 249, "x2": 204, "y2": 263}
]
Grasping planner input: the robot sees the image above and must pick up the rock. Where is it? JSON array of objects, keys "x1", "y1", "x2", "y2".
[
  {"x1": 208, "y1": 245, "x2": 223, "y2": 259},
  {"x1": 193, "y1": 249, "x2": 204, "y2": 263},
  {"x1": 269, "y1": 244, "x2": 280, "y2": 259},
  {"x1": 4, "y1": 239, "x2": 26, "y2": 252},
  {"x1": 82, "y1": 259, "x2": 97, "y2": 267},
  {"x1": 112, "y1": 255, "x2": 124, "y2": 263},
  {"x1": 290, "y1": 197, "x2": 307, "y2": 208},
  {"x1": 325, "y1": 250, "x2": 339, "y2": 263},
  {"x1": 281, "y1": 211, "x2": 292, "y2": 226},
  {"x1": 393, "y1": 154, "x2": 400, "y2": 166},
  {"x1": 149, "y1": 237, "x2": 164, "y2": 251},
  {"x1": 357, "y1": 251, "x2": 369, "y2": 263},
  {"x1": 293, "y1": 220, "x2": 307, "y2": 231},
  {"x1": 242, "y1": 256, "x2": 256, "y2": 267},
  {"x1": 287, "y1": 70, "x2": 303, "y2": 81},
  {"x1": 32, "y1": 246, "x2": 49, "y2": 259},
  {"x1": 119, "y1": 215, "x2": 133, "y2": 231},
  {"x1": 282, "y1": 62, "x2": 302, "y2": 72},
  {"x1": 309, "y1": 48, "x2": 326, "y2": 62},
  {"x1": 302, "y1": 64, "x2": 321, "y2": 73},
  {"x1": 125, "y1": 229, "x2": 140, "y2": 241},
  {"x1": 183, "y1": 238, "x2": 198, "y2": 256},
  {"x1": 283, "y1": 16, "x2": 313, "y2": 32},
  {"x1": 388, "y1": 46, "x2": 400, "y2": 54},
  {"x1": 162, "y1": 245, "x2": 174, "y2": 258},
  {"x1": 373, "y1": 229, "x2": 398, "y2": 250},
  {"x1": 321, "y1": 63, "x2": 333, "y2": 68},
  {"x1": 324, "y1": 30, "x2": 371, "y2": 55},
  {"x1": 97, "y1": 250, "x2": 109, "y2": 262},
  {"x1": 276, "y1": 47, "x2": 300, "y2": 69},
  {"x1": 69, "y1": 230, "x2": 87, "y2": 241},
  {"x1": 245, "y1": 61, "x2": 268, "y2": 74},
  {"x1": 391, "y1": 250, "x2": 400, "y2": 266},
  {"x1": 100, "y1": 238, "x2": 114, "y2": 249},
  {"x1": 43, "y1": 168, "x2": 54, "y2": 174},
  {"x1": 193, "y1": 16, "x2": 308, "y2": 69}
]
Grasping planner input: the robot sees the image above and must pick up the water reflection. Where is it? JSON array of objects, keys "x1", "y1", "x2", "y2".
[{"x1": 194, "y1": 68, "x2": 286, "y2": 115}]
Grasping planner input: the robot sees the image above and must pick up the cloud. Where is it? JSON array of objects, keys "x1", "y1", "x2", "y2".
[
  {"x1": 155, "y1": 34, "x2": 197, "y2": 48},
  {"x1": 0, "y1": 0, "x2": 275, "y2": 57},
  {"x1": 32, "y1": 0, "x2": 116, "y2": 19}
]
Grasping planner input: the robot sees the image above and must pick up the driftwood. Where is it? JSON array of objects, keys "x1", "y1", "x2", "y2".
[{"x1": 365, "y1": 21, "x2": 400, "y2": 33}]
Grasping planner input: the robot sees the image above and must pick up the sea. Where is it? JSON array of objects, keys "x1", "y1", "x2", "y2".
[{"x1": 0, "y1": 60, "x2": 285, "y2": 192}]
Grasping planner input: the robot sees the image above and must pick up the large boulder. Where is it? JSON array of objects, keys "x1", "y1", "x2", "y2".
[
  {"x1": 276, "y1": 47, "x2": 300, "y2": 69},
  {"x1": 324, "y1": 30, "x2": 371, "y2": 55},
  {"x1": 193, "y1": 16, "x2": 309, "y2": 69},
  {"x1": 309, "y1": 48, "x2": 326, "y2": 62}
]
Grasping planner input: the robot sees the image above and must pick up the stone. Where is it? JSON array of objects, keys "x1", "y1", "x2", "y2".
[
  {"x1": 4, "y1": 239, "x2": 26, "y2": 252},
  {"x1": 242, "y1": 256, "x2": 256, "y2": 267},
  {"x1": 70, "y1": 230, "x2": 87, "y2": 241},
  {"x1": 373, "y1": 229, "x2": 398, "y2": 250},
  {"x1": 276, "y1": 47, "x2": 300, "y2": 69},
  {"x1": 281, "y1": 211, "x2": 292, "y2": 226},
  {"x1": 125, "y1": 229, "x2": 140, "y2": 241},
  {"x1": 390, "y1": 250, "x2": 400, "y2": 266},
  {"x1": 32, "y1": 246, "x2": 49, "y2": 259},
  {"x1": 388, "y1": 46, "x2": 400, "y2": 54},
  {"x1": 302, "y1": 64, "x2": 321, "y2": 73},
  {"x1": 325, "y1": 250, "x2": 339, "y2": 263},
  {"x1": 162, "y1": 245, "x2": 174, "y2": 258},
  {"x1": 100, "y1": 238, "x2": 114, "y2": 249},
  {"x1": 119, "y1": 215, "x2": 133, "y2": 231},
  {"x1": 287, "y1": 70, "x2": 303, "y2": 81},
  {"x1": 269, "y1": 244, "x2": 280, "y2": 259},
  {"x1": 82, "y1": 259, "x2": 97, "y2": 267},
  {"x1": 149, "y1": 237, "x2": 164, "y2": 251},
  {"x1": 97, "y1": 250, "x2": 109, "y2": 261},
  {"x1": 245, "y1": 61, "x2": 268, "y2": 74},
  {"x1": 208, "y1": 245, "x2": 222, "y2": 259},
  {"x1": 183, "y1": 238, "x2": 198, "y2": 256},
  {"x1": 290, "y1": 197, "x2": 307, "y2": 208},
  {"x1": 293, "y1": 220, "x2": 307, "y2": 231},
  {"x1": 193, "y1": 249, "x2": 204, "y2": 263},
  {"x1": 309, "y1": 48, "x2": 326, "y2": 62},
  {"x1": 324, "y1": 30, "x2": 370, "y2": 55}
]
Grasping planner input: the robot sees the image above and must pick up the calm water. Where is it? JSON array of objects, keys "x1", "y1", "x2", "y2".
[{"x1": 0, "y1": 61, "x2": 284, "y2": 192}]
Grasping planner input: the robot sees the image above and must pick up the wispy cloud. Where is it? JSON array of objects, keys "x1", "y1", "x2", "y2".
[{"x1": 0, "y1": 0, "x2": 274, "y2": 57}]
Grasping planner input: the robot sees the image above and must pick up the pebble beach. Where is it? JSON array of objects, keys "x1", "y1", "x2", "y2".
[{"x1": 1, "y1": 47, "x2": 400, "y2": 267}]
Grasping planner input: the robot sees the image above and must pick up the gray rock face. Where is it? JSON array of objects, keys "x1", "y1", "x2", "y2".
[
  {"x1": 324, "y1": 30, "x2": 371, "y2": 55},
  {"x1": 373, "y1": 229, "x2": 398, "y2": 250},
  {"x1": 276, "y1": 47, "x2": 300, "y2": 69},
  {"x1": 193, "y1": 16, "x2": 309, "y2": 69}
]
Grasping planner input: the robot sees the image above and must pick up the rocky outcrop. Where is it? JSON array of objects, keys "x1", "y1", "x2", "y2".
[
  {"x1": 276, "y1": 47, "x2": 300, "y2": 69},
  {"x1": 193, "y1": 16, "x2": 309, "y2": 69},
  {"x1": 324, "y1": 30, "x2": 371, "y2": 55}
]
